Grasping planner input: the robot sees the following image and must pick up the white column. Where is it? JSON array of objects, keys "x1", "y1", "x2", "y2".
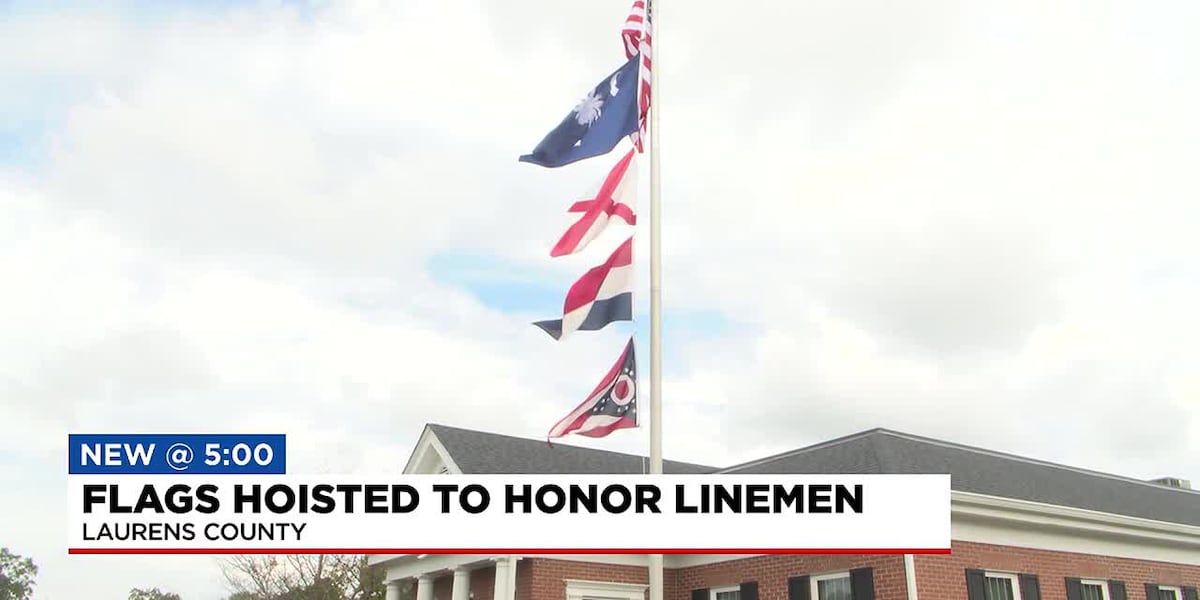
[
  {"x1": 508, "y1": 557, "x2": 521, "y2": 600},
  {"x1": 648, "y1": 557, "x2": 663, "y2": 600},
  {"x1": 386, "y1": 581, "x2": 404, "y2": 600},
  {"x1": 417, "y1": 575, "x2": 434, "y2": 600},
  {"x1": 493, "y1": 557, "x2": 516, "y2": 600},
  {"x1": 452, "y1": 568, "x2": 471, "y2": 600}
]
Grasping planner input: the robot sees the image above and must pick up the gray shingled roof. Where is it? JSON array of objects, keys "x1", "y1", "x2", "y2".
[
  {"x1": 423, "y1": 424, "x2": 1199, "y2": 527},
  {"x1": 720, "y1": 428, "x2": 1200, "y2": 527},
  {"x1": 428, "y1": 424, "x2": 716, "y2": 474}
]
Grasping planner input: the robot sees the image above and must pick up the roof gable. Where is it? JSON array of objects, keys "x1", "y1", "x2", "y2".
[{"x1": 403, "y1": 425, "x2": 463, "y2": 474}]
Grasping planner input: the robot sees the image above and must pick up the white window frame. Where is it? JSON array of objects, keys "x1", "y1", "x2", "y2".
[
  {"x1": 1157, "y1": 586, "x2": 1182, "y2": 600},
  {"x1": 709, "y1": 585, "x2": 740, "y2": 600},
  {"x1": 564, "y1": 579, "x2": 648, "y2": 600},
  {"x1": 809, "y1": 571, "x2": 852, "y2": 600},
  {"x1": 1079, "y1": 579, "x2": 1109, "y2": 600},
  {"x1": 983, "y1": 571, "x2": 1023, "y2": 600}
]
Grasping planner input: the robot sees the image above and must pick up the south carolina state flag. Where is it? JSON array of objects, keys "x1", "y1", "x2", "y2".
[
  {"x1": 520, "y1": 54, "x2": 641, "y2": 168},
  {"x1": 548, "y1": 336, "x2": 638, "y2": 439}
]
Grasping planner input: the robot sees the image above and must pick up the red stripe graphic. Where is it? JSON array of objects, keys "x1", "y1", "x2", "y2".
[{"x1": 70, "y1": 548, "x2": 952, "y2": 555}]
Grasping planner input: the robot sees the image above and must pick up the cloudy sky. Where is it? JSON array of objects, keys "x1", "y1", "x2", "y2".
[{"x1": 2, "y1": 0, "x2": 1199, "y2": 596}]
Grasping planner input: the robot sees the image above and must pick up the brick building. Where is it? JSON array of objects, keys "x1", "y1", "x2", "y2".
[{"x1": 370, "y1": 424, "x2": 1199, "y2": 600}]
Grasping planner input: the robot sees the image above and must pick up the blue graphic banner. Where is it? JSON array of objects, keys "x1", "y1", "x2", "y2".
[{"x1": 68, "y1": 434, "x2": 286, "y2": 474}]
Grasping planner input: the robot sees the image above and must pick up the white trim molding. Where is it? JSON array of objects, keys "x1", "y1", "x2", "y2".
[
  {"x1": 377, "y1": 554, "x2": 496, "y2": 581},
  {"x1": 952, "y1": 490, "x2": 1200, "y2": 564},
  {"x1": 564, "y1": 579, "x2": 648, "y2": 600},
  {"x1": 1157, "y1": 586, "x2": 1183, "y2": 600},
  {"x1": 903, "y1": 554, "x2": 918, "y2": 600},
  {"x1": 487, "y1": 554, "x2": 764, "y2": 569},
  {"x1": 708, "y1": 585, "x2": 740, "y2": 600},
  {"x1": 402, "y1": 427, "x2": 463, "y2": 475},
  {"x1": 668, "y1": 555, "x2": 762, "y2": 568},
  {"x1": 1079, "y1": 579, "x2": 1110, "y2": 600},
  {"x1": 983, "y1": 572, "x2": 1023, "y2": 600},
  {"x1": 809, "y1": 571, "x2": 851, "y2": 600}
]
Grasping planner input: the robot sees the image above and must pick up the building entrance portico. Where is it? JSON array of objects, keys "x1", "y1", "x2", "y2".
[{"x1": 382, "y1": 555, "x2": 521, "y2": 600}]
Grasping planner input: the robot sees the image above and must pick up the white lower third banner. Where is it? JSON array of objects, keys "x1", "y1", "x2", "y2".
[{"x1": 68, "y1": 474, "x2": 951, "y2": 553}]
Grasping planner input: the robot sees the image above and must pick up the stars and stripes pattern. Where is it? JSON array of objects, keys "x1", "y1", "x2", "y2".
[
  {"x1": 621, "y1": 0, "x2": 652, "y2": 152},
  {"x1": 548, "y1": 336, "x2": 638, "y2": 440},
  {"x1": 620, "y1": 0, "x2": 647, "y2": 58}
]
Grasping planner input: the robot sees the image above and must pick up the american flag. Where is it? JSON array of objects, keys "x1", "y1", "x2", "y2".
[{"x1": 621, "y1": 0, "x2": 652, "y2": 152}]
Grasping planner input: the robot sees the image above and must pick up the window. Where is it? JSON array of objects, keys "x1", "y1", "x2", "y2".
[
  {"x1": 1158, "y1": 587, "x2": 1181, "y2": 600},
  {"x1": 1079, "y1": 580, "x2": 1108, "y2": 600},
  {"x1": 810, "y1": 572, "x2": 851, "y2": 600},
  {"x1": 710, "y1": 586, "x2": 739, "y2": 600},
  {"x1": 563, "y1": 580, "x2": 648, "y2": 600},
  {"x1": 982, "y1": 572, "x2": 1022, "y2": 600}
]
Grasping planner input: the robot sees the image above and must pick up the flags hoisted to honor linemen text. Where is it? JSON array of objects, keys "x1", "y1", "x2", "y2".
[{"x1": 67, "y1": 474, "x2": 952, "y2": 553}]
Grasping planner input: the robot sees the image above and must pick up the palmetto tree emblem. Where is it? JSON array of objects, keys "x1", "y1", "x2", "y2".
[
  {"x1": 574, "y1": 91, "x2": 604, "y2": 126},
  {"x1": 574, "y1": 73, "x2": 621, "y2": 127}
]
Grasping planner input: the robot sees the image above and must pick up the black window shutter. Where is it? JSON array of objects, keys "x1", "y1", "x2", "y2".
[
  {"x1": 788, "y1": 576, "x2": 811, "y2": 600},
  {"x1": 966, "y1": 569, "x2": 987, "y2": 600},
  {"x1": 1108, "y1": 581, "x2": 1127, "y2": 600},
  {"x1": 692, "y1": 589, "x2": 709, "y2": 600},
  {"x1": 740, "y1": 582, "x2": 759, "y2": 600},
  {"x1": 1146, "y1": 584, "x2": 1160, "y2": 600},
  {"x1": 1065, "y1": 578, "x2": 1083, "y2": 600},
  {"x1": 1182, "y1": 586, "x2": 1198, "y2": 600},
  {"x1": 850, "y1": 568, "x2": 875, "y2": 600},
  {"x1": 1020, "y1": 574, "x2": 1041, "y2": 600}
]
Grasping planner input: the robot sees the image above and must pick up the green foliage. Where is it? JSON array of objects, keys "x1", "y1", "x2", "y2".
[
  {"x1": 0, "y1": 548, "x2": 38, "y2": 600},
  {"x1": 129, "y1": 587, "x2": 183, "y2": 600}
]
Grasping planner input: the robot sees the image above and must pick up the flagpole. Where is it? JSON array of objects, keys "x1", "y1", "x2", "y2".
[
  {"x1": 646, "y1": 0, "x2": 664, "y2": 598},
  {"x1": 647, "y1": 0, "x2": 663, "y2": 484}
]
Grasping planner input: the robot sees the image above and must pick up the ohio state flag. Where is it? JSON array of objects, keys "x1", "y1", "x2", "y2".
[{"x1": 548, "y1": 337, "x2": 638, "y2": 440}]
